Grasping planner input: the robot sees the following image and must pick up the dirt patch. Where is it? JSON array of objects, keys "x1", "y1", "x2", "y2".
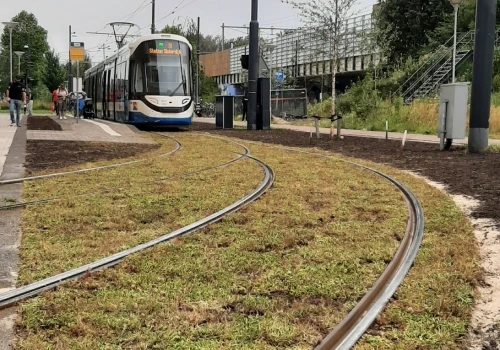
[
  {"x1": 25, "y1": 140, "x2": 160, "y2": 173},
  {"x1": 27, "y1": 116, "x2": 62, "y2": 131},
  {"x1": 190, "y1": 123, "x2": 500, "y2": 223}
]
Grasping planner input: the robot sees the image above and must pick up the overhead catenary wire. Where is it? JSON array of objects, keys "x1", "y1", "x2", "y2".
[{"x1": 138, "y1": 0, "x2": 201, "y2": 32}]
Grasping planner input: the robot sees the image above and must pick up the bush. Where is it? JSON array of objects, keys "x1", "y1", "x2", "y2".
[{"x1": 492, "y1": 75, "x2": 500, "y2": 93}]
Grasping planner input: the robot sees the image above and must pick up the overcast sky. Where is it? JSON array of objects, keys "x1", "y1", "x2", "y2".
[{"x1": 1, "y1": 0, "x2": 376, "y2": 64}]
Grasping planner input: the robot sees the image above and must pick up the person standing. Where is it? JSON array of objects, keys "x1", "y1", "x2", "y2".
[
  {"x1": 241, "y1": 94, "x2": 248, "y2": 121},
  {"x1": 52, "y1": 88, "x2": 59, "y2": 117},
  {"x1": 5, "y1": 75, "x2": 26, "y2": 127},
  {"x1": 56, "y1": 83, "x2": 68, "y2": 120},
  {"x1": 26, "y1": 88, "x2": 34, "y2": 117}
]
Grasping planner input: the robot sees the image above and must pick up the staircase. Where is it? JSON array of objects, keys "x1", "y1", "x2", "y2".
[{"x1": 397, "y1": 31, "x2": 475, "y2": 104}]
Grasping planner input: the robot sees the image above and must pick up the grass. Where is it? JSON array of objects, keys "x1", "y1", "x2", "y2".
[
  {"x1": 305, "y1": 98, "x2": 500, "y2": 139},
  {"x1": 14, "y1": 134, "x2": 479, "y2": 349},
  {"x1": 17, "y1": 133, "x2": 254, "y2": 282},
  {"x1": 0, "y1": 109, "x2": 52, "y2": 115}
]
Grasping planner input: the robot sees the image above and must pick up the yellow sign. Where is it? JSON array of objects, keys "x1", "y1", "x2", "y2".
[
  {"x1": 70, "y1": 42, "x2": 85, "y2": 61},
  {"x1": 149, "y1": 48, "x2": 181, "y2": 56}
]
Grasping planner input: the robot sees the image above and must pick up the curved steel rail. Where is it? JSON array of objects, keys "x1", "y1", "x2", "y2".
[
  {"x1": 194, "y1": 134, "x2": 425, "y2": 350},
  {"x1": 0, "y1": 149, "x2": 274, "y2": 310},
  {"x1": 0, "y1": 138, "x2": 249, "y2": 211},
  {"x1": 0, "y1": 134, "x2": 182, "y2": 185}
]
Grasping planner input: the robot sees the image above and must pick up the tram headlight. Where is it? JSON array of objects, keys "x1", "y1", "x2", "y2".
[{"x1": 182, "y1": 98, "x2": 189, "y2": 105}]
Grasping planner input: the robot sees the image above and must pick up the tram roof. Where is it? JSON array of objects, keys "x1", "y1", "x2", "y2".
[{"x1": 85, "y1": 33, "x2": 192, "y2": 75}]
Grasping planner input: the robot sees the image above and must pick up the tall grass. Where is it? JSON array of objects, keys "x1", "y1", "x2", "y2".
[{"x1": 307, "y1": 88, "x2": 500, "y2": 138}]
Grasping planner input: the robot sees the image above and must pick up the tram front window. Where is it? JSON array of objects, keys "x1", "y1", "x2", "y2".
[{"x1": 132, "y1": 40, "x2": 191, "y2": 97}]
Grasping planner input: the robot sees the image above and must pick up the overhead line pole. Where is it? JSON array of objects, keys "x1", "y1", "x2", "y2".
[
  {"x1": 222, "y1": 23, "x2": 225, "y2": 50},
  {"x1": 468, "y1": 0, "x2": 497, "y2": 153},
  {"x1": 68, "y1": 25, "x2": 72, "y2": 91},
  {"x1": 247, "y1": 0, "x2": 259, "y2": 130},
  {"x1": 196, "y1": 17, "x2": 200, "y2": 104},
  {"x1": 151, "y1": 0, "x2": 156, "y2": 34}
]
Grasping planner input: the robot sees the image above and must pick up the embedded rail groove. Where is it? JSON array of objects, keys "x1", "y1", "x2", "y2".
[
  {"x1": 0, "y1": 133, "x2": 182, "y2": 185},
  {"x1": 194, "y1": 133, "x2": 425, "y2": 350},
  {"x1": 0, "y1": 136, "x2": 274, "y2": 310}
]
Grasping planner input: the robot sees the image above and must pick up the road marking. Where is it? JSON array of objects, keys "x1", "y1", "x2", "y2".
[{"x1": 83, "y1": 120, "x2": 121, "y2": 137}]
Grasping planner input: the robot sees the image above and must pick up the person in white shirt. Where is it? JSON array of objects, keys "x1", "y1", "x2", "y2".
[{"x1": 57, "y1": 83, "x2": 68, "y2": 120}]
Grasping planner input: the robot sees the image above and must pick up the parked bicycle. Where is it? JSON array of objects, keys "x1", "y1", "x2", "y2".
[{"x1": 201, "y1": 102, "x2": 215, "y2": 118}]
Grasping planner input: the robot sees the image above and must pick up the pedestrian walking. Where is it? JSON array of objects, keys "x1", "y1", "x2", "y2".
[
  {"x1": 56, "y1": 83, "x2": 68, "y2": 120},
  {"x1": 27, "y1": 88, "x2": 34, "y2": 117},
  {"x1": 52, "y1": 88, "x2": 59, "y2": 117},
  {"x1": 5, "y1": 75, "x2": 26, "y2": 127},
  {"x1": 242, "y1": 95, "x2": 248, "y2": 121}
]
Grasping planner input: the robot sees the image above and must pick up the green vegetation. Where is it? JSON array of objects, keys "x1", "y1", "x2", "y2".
[
  {"x1": 14, "y1": 134, "x2": 479, "y2": 348},
  {"x1": 0, "y1": 11, "x2": 49, "y2": 91},
  {"x1": 304, "y1": 75, "x2": 500, "y2": 138}
]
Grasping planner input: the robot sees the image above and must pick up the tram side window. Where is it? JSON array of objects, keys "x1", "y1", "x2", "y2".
[{"x1": 133, "y1": 62, "x2": 144, "y2": 93}]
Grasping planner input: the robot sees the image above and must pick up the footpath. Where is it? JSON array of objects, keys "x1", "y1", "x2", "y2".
[{"x1": 193, "y1": 117, "x2": 500, "y2": 146}]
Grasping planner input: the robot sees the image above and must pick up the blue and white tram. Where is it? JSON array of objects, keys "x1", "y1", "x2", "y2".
[{"x1": 84, "y1": 34, "x2": 194, "y2": 126}]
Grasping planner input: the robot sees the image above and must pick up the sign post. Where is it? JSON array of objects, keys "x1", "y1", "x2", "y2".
[{"x1": 70, "y1": 42, "x2": 85, "y2": 123}]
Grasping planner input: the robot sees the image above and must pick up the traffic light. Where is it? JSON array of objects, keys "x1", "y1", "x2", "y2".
[{"x1": 240, "y1": 55, "x2": 249, "y2": 70}]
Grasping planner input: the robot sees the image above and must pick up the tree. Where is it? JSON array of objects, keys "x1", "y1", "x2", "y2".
[
  {"x1": 199, "y1": 69, "x2": 218, "y2": 102},
  {"x1": 285, "y1": 0, "x2": 357, "y2": 124},
  {"x1": 376, "y1": 0, "x2": 455, "y2": 65},
  {"x1": 42, "y1": 49, "x2": 66, "y2": 92},
  {"x1": 0, "y1": 11, "x2": 49, "y2": 85},
  {"x1": 65, "y1": 54, "x2": 93, "y2": 78}
]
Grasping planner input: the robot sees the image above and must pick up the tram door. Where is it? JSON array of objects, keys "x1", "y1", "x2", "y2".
[
  {"x1": 106, "y1": 70, "x2": 111, "y2": 119},
  {"x1": 102, "y1": 70, "x2": 107, "y2": 119}
]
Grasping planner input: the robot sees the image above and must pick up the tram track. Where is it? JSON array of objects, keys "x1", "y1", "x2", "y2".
[
  {"x1": 0, "y1": 133, "x2": 249, "y2": 211},
  {"x1": 194, "y1": 133, "x2": 425, "y2": 350},
  {"x1": 2, "y1": 131, "x2": 424, "y2": 349},
  {"x1": 0, "y1": 136, "x2": 274, "y2": 310},
  {"x1": 0, "y1": 133, "x2": 182, "y2": 186}
]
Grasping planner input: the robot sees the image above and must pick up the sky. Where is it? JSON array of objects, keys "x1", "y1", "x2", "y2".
[{"x1": 1, "y1": 0, "x2": 377, "y2": 64}]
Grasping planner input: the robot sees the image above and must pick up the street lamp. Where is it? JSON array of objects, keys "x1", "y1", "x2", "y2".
[
  {"x1": 14, "y1": 51, "x2": 24, "y2": 74},
  {"x1": 449, "y1": 0, "x2": 464, "y2": 83},
  {"x1": 24, "y1": 44, "x2": 30, "y2": 88},
  {"x1": 1, "y1": 21, "x2": 19, "y2": 82}
]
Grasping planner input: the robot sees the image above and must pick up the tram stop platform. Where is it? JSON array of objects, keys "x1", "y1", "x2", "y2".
[{"x1": 27, "y1": 115, "x2": 154, "y2": 144}]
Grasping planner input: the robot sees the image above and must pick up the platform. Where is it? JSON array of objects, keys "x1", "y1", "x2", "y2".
[{"x1": 27, "y1": 115, "x2": 154, "y2": 144}]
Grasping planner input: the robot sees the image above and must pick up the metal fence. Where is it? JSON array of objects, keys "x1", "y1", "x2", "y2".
[
  {"x1": 232, "y1": 89, "x2": 307, "y2": 119},
  {"x1": 271, "y1": 89, "x2": 307, "y2": 118}
]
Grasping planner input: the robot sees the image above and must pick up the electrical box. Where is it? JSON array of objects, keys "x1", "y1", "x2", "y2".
[
  {"x1": 215, "y1": 95, "x2": 234, "y2": 129},
  {"x1": 438, "y1": 83, "x2": 469, "y2": 143},
  {"x1": 257, "y1": 77, "x2": 271, "y2": 130}
]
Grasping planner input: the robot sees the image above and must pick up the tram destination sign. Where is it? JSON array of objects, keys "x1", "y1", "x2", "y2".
[
  {"x1": 149, "y1": 43, "x2": 181, "y2": 56},
  {"x1": 70, "y1": 42, "x2": 85, "y2": 61}
]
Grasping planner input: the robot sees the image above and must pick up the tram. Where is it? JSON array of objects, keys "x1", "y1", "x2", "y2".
[{"x1": 84, "y1": 34, "x2": 194, "y2": 126}]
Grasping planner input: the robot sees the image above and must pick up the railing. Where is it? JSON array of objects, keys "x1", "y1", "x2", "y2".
[
  {"x1": 393, "y1": 34, "x2": 459, "y2": 97},
  {"x1": 401, "y1": 31, "x2": 475, "y2": 102}
]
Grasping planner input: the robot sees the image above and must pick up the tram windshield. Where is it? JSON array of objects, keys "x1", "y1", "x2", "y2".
[{"x1": 131, "y1": 39, "x2": 191, "y2": 97}]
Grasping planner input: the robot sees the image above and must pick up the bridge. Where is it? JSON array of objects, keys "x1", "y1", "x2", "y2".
[{"x1": 200, "y1": 10, "x2": 380, "y2": 96}]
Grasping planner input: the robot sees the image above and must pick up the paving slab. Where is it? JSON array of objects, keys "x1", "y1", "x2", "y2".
[
  {"x1": 193, "y1": 117, "x2": 500, "y2": 145},
  {"x1": 0, "y1": 117, "x2": 26, "y2": 350},
  {"x1": 27, "y1": 115, "x2": 154, "y2": 144}
]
